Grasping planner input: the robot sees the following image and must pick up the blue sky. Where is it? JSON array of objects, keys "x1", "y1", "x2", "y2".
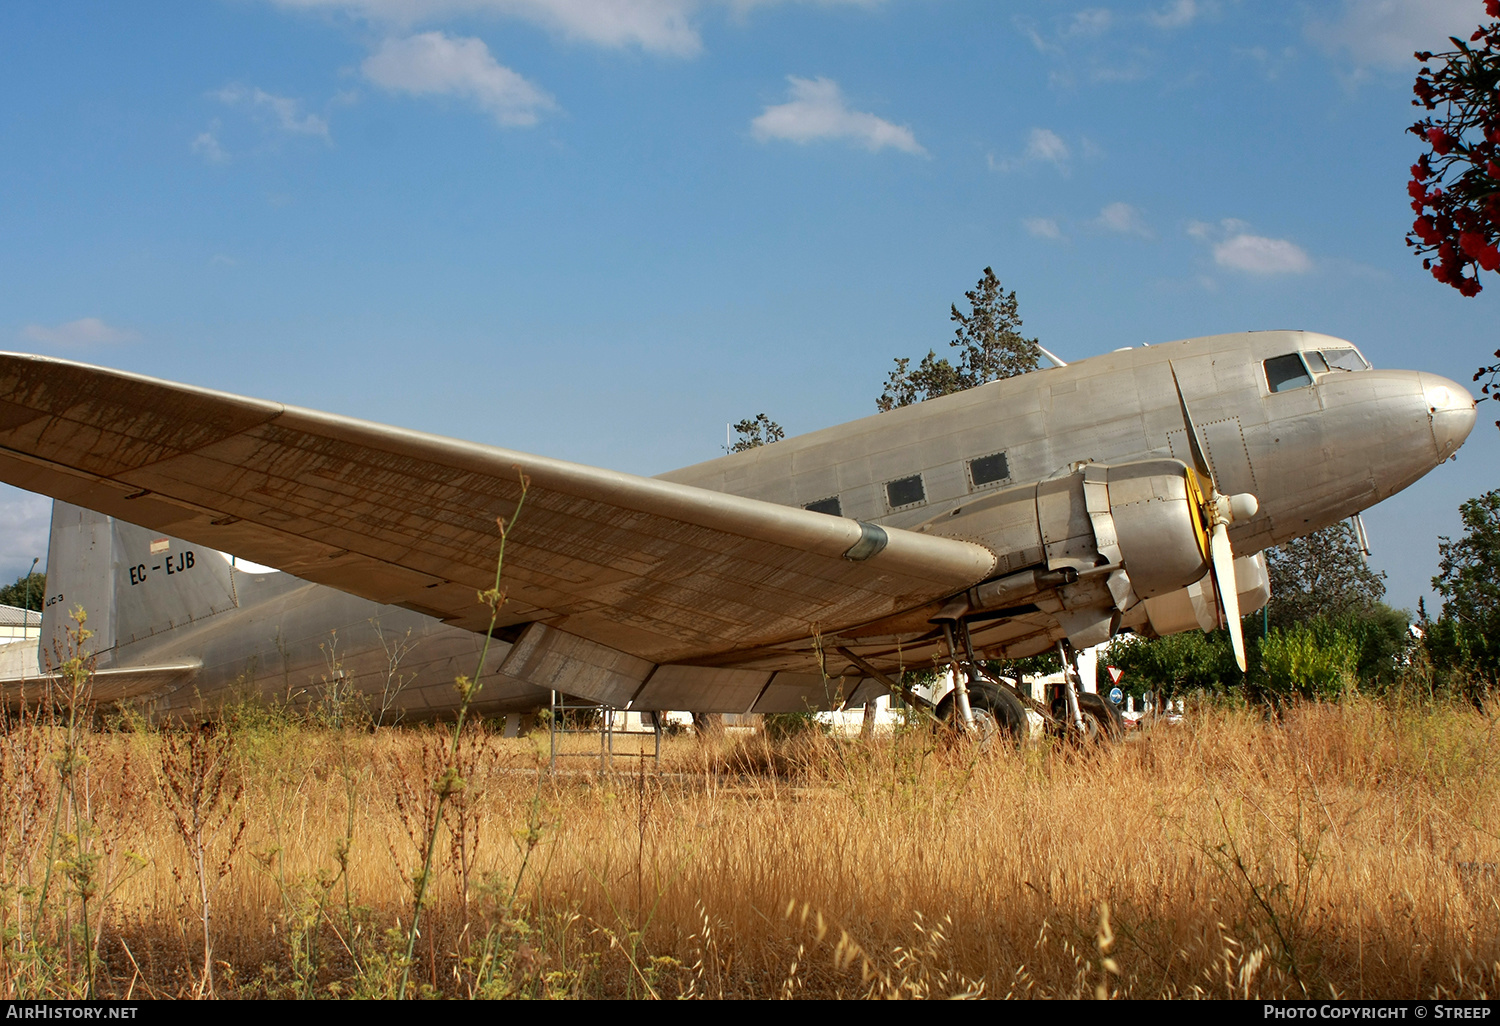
[{"x1": 1, "y1": 0, "x2": 1496, "y2": 613}]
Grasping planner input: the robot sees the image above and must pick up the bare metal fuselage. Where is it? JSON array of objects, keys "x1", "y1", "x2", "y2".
[{"x1": 18, "y1": 330, "x2": 1476, "y2": 718}]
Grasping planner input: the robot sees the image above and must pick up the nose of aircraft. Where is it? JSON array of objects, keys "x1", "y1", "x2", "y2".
[{"x1": 1419, "y1": 372, "x2": 1477, "y2": 459}]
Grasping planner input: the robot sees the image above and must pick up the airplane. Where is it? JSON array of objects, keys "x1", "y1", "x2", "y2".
[{"x1": 0, "y1": 329, "x2": 1477, "y2": 738}]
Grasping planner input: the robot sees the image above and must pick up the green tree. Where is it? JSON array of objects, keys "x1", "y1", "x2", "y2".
[
  {"x1": 877, "y1": 267, "x2": 1040, "y2": 411},
  {"x1": 0, "y1": 570, "x2": 45, "y2": 612},
  {"x1": 1265, "y1": 521, "x2": 1387, "y2": 630},
  {"x1": 728, "y1": 414, "x2": 784, "y2": 453},
  {"x1": 1105, "y1": 630, "x2": 1238, "y2": 701},
  {"x1": 1424, "y1": 488, "x2": 1500, "y2": 683}
]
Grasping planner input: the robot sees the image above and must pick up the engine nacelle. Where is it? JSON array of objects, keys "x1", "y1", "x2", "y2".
[
  {"x1": 930, "y1": 458, "x2": 1212, "y2": 612},
  {"x1": 1131, "y1": 552, "x2": 1270, "y2": 638}
]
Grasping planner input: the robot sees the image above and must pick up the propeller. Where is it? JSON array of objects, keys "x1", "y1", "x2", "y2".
[{"x1": 1170, "y1": 363, "x2": 1259, "y2": 672}]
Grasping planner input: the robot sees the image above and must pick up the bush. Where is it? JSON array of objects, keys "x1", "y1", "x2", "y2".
[{"x1": 1260, "y1": 625, "x2": 1358, "y2": 700}]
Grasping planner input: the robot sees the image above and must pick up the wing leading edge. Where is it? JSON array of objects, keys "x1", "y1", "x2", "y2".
[{"x1": 0, "y1": 353, "x2": 996, "y2": 667}]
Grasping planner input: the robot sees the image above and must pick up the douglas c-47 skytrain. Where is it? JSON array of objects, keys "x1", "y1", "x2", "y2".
[{"x1": 0, "y1": 331, "x2": 1477, "y2": 737}]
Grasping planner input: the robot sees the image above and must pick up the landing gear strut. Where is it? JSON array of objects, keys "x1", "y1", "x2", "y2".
[
  {"x1": 1050, "y1": 640, "x2": 1123, "y2": 742},
  {"x1": 934, "y1": 619, "x2": 1029, "y2": 742}
]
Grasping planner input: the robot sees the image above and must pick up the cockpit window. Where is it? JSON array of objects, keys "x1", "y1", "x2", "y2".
[
  {"x1": 1302, "y1": 351, "x2": 1329, "y2": 374},
  {"x1": 1264, "y1": 354, "x2": 1312, "y2": 393},
  {"x1": 1319, "y1": 348, "x2": 1370, "y2": 372}
]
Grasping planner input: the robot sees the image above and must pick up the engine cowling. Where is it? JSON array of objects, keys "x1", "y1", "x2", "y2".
[{"x1": 930, "y1": 458, "x2": 1213, "y2": 612}]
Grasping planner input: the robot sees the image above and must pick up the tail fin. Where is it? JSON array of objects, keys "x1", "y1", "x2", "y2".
[{"x1": 39, "y1": 502, "x2": 239, "y2": 669}]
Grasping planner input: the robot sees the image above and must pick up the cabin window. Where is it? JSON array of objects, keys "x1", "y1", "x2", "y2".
[
  {"x1": 968, "y1": 451, "x2": 1010, "y2": 487},
  {"x1": 804, "y1": 496, "x2": 842, "y2": 517},
  {"x1": 1320, "y1": 348, "x2": 1370, "y2": 372},
  {"x1": 885, "y1": 474, "x2": 926, "y2": 509},
  {"x1": 1264, "y1": 354, "x2": 1312, "y2": 393}
]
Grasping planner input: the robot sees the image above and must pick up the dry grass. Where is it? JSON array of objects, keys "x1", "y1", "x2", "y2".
[{"x1": 0, "y1": 695, "x2": 1496, "y2": 999}]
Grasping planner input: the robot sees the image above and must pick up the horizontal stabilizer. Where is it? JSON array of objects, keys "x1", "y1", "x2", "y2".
[{"x1": 0, "y1": 660, "x2": 201, "y2": 706}]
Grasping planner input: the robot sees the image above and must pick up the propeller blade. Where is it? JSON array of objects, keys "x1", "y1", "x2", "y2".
[
  {"x1": 1210, "y1": 522, "x2": 1247, "y2": 672},
  {"x1": 1169, "y1": 361, "x2": 1216, "y2": 488}
]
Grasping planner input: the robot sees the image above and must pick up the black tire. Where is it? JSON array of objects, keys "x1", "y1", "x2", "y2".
[
  {"x1": 1050, "y1": 691, "x2": 1124, "y2": 742},
  {"x1": 936, "y1": 681, "x2": 1028, "y2": 741}
]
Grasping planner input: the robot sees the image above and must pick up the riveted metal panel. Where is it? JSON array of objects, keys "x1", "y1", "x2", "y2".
[
  {"x1": 631, "y1": 665, "x2": 771, "y2": 713},
  {"x1": 498, "y1": 623, "x2": 653, "y2": 708},
  {"x1": 752, "y1": 672, "x2": 853, "y2": 713}
]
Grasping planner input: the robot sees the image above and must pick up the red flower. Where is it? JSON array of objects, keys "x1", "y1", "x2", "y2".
[
  {"x1": 1428, "y1": 127, "x2": 1454, "y2": 154},
  {"x1": 1488, "y1": 0, "x2": 1499, "y2": 18},
  {"x1": 1415, "y1": 216, "x2": 1443, "y2": 244}
]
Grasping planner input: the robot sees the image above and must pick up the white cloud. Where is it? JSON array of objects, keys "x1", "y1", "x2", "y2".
[
  {"x1": 1023, "y1": 217, "x2": 1063, "y2": 240},
  {"x1": 1148, "y1": 0, "x2": 1196, "y2": 29},
  {"x1": 273, "y1": 0, "x2": 704, "y2": 56},
  {"x1": 1188, "y1": 219, "x2": 1311, "y2": 274},
  {"x1": 192, "y1": 129, "x2": 229, "y2": 164},
  {"x1": 1065, "y1": 7, "x2": 1113, "y2": 37},
  {"x1": 1213, "y1": 234, "x2": 1312, "y2": 274},
  {"x1": 1307, "y1": 0, "x2": 1478, "y2": 72},
  {"x1": 751, "y1": 76, "x2": 925, "y2": 155},
  {"x1": 1026, "y1": 127, "x2": 1069, "y2": 165},
  {"x1": 20, "y1": 318, "x2": 139, "y2": 346},
  {"x1": 362, "y1": 32, "x2": 556, "y2": 126},
  {"x1": 1189, "y1": 217, "x2": 1246, "y2": 238},
  {"x1": 1095, "y1": 201, "x2": 1151, "y2": 237},
  {"x1": 216, "y1": 85, "x2": 330, "y2": 139},
  {"x1": 990, "y1": 127, "x2": 1072, "y2": 173}
]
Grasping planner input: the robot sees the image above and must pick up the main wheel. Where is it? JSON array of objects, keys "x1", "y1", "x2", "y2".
[
  {"x1": 936, "y1": 681, "x2": 1028, "y2": 742},
  {"x1": 1050, "y1": 691, "x2": 1124, "y2": 742}
]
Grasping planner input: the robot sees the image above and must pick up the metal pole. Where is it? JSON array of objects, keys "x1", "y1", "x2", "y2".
[{"x1": 23, "y1": 557, "x2": 37, "y2": 628}]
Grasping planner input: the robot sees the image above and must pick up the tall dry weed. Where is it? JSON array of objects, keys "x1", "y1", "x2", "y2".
[{"x1": 0, "y1": 683, "x2": 1493, "y2": 997}]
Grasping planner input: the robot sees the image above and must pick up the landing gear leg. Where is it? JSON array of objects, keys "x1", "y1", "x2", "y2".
[
  {"x1": 1058, "y1": 640, "x2": 1086, "y2": 734},
  {"x1": 941, "y1": 621, "x2": 976, "y2": 731}
]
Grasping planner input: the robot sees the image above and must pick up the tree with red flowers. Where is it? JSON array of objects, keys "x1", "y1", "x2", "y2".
[{"x1": 1408, "y1": 0, "x2": 1500, "y2": 420}]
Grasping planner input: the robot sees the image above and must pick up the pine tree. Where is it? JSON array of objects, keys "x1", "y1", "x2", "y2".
[{"x1": 877, "y1": 267, "x2": 1040, "y2": 411}]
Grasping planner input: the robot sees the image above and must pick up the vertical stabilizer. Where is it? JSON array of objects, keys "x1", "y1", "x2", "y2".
[
  {"x1": 108, "y1": 516, "x2": 238, "y2": 651},
  {"x1": 40, "y1": 502, "x2": 117, "y2": 668},
  {"x1": 39, "y1": 501, "x2": 240, "y2": 670}
]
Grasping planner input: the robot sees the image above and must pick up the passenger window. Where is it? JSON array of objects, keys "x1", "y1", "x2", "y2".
[
  {"x1": 1320, "y1": 349, "x2": 1370, "y2": 372},
  {"x1": 1264, "y1": 354, "x2": 1312, "y2": 393},
  {"x1": 885, "y1": 474, "x2": 925, "y2": 509},
  {"x1": 969, "y1": 452, "x2": 1010, "y2": 487},
  {"x1": 804, "y1": 496, "x2": 842, "y2": 517}
]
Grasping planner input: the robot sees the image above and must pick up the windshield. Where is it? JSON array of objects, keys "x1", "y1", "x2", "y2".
[
  {"x1": 1319, "y1": 348, "x2": 1370, "y2": 372},
  {"x1": 1264, "y1": 354, "x2": 1312, "y2": 393}
]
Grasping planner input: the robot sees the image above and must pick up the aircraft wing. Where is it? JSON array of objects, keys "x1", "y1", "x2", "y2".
[{"x1": 0, "y1": 353, "x2": 997, "y2": 667}]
